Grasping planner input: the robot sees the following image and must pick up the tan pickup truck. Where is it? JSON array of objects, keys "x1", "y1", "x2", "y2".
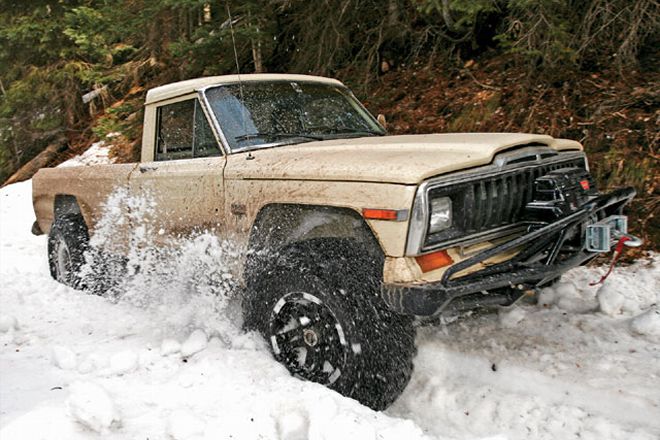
[{"x1": 32, "y1": 73, "x2": 640, "y2": 409}]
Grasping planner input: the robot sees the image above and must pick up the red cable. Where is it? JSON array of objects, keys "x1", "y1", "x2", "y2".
[{"x1": 589, "y1": 236, "x2": 631, "y2": 286}]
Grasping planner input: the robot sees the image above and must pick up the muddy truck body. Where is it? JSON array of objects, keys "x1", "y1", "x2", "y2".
[{"x1": 32, "y1": 74, "x2": 640, "y2": 409}]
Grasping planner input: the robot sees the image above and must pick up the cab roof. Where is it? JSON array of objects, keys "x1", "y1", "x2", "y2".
[{"x1": 145, "y1": 74, "x2": 344, "y2": 105}]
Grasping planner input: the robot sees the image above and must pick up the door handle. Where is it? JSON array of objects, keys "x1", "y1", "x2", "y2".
[{"x1": 139, "y1": 165, "x2": 158, "y2": 173}]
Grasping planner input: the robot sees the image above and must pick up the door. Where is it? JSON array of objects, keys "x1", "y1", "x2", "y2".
[{"x1": 129, "y1": 96, "x2": 227, "y2": 244}]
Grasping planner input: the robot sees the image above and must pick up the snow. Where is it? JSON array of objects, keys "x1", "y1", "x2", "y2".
[
  {"x1": 167, "y1": 409, "x2": 205, "y2": 439},
  {"x1": 51, "y1": 346, "x2": 78, "y2": 370},
  {"x1": 108, "y1": 350, "x2": 138, "y2": 375},
  {"x1": 497, "y1": 306, "x2": 526, "y2": 329},
  {"x1": 1, "y1": 178, "x2": 659, "y2": 440},
  {"x1": 161, "y1": 338, "x2": 182, "y2": 356},
  {"x1": 57, "y1": 141, "x2": 114, "y2": 168},
  {"x1": 180, "y1": 330, "x2": 208, "y2": 358},
  {"x1": 630, "y1": 307, "x2": 660, "y2": 340},
  {"x1": 0, "y1": 315, "x2": 18, "y2": 333},
  {"x1": 66, "y1": 381, "x2": 120, "y2": 433}
]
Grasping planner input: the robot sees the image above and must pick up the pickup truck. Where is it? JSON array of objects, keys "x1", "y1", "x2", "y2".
[{"x1": 31, "y1": 73, "x2": 640, "y2": 410}]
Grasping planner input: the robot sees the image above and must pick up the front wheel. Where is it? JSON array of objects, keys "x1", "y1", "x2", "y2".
[{"x1": 245, "y1": 240, "x2": 416, "y2": 410}]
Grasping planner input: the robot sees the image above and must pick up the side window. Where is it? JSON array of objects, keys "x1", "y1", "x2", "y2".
[
  {"x1": 156, "y1": 100, "x2": 194, "y2": 160},
  {"x1": 156, "y1": 99, "x2": 221, "y2": 161},
  {"x1": 193, "y1": 101, "x2": 221, "y2": 158}
]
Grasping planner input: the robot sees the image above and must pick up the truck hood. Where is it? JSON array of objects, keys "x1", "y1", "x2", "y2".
[{"x1": 225, "y1": 133, "x2": 582, "y2": 185}]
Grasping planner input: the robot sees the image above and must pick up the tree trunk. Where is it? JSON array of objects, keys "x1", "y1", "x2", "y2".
[
  {"x1": 2, "y1": 140, "x2": 68, "y2": 187},
  {"x1": 388, "y1": 0, "x2": 399, "y2": 28},
  {"x1": 249, "y1": 11, "x2": 264, "y2": 73},
  {"x1": 251, "y1": 33, "x2": 264, "y2": 73}
]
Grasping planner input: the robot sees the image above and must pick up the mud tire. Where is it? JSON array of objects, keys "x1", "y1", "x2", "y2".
[
  {"x1": 48, "y1": 214, "x2": 89, "y2": 288},
  {"x1": 244, "y1": 238, "x2": 416, "y2": 410}
]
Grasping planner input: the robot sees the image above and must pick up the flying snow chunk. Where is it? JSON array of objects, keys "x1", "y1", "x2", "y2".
[
  {"x1": 499, "y1": 307, "x2": 526, "y2": 329},
  {"x1": 0, "y1": 315, "x2": 18, "y2": 332},
  {"x1": 167, "y1": 409, "x2": 205, "y2": 440},
  {"x1": 160, "y1": 338, "x2": 182, "y2": 356},
  {"x1": 180, "y1": 329, "x2": 208, "y2": 357},
  {"x1": 276, "y1": 408, "x2": 309, "y2": 440},
  {"x1": 52, "y1": 345, "x2": 77, "y2": 370},
  {"x1": 109, "y1": 350, "x2": 138, "y2": 375},
  {"x1": 551, "y1": 281, "x2": 595, "y2": 313},
  {"x1": 630, "y1": 307, "x2": 660, "y2": 339},
  {"x1": 67, "y1": 381, "x2": 119, "y2": 433},
  {"x1": 597, "y1": 282, "x2": 625, "y2": 316},
  {"x1": 77, "y1": 352, "x2": 109, "y2": 375}
]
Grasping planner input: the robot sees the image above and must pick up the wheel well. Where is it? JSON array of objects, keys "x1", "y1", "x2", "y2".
[
  {"x1": 245, "y1": 204, "x2": 384, "y2": 284},
  {"x1": 54, "y1": 195, "x2": 84, "y2": 221}
]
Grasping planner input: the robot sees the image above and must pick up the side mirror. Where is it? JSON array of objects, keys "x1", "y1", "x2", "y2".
[{"x1": 377, "y1": 113, "x2": 387, "y2": 129}]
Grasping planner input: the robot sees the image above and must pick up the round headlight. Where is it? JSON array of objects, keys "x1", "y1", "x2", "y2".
[{"x1": 429, "y1": 196, "x2": 452, "y2": 233}]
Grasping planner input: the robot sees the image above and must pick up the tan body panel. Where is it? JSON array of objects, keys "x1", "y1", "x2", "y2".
[
  {"x1": 130, "y1": 157, "x2": 226, "y2": 241},
  {"x1": 225, "y1": 134, "x2": 582, "y2": 185},
  {"x1": 222, "y1": 162, "x2": 417, "y2": 257},
  {"x1": 145, "y1": 74, "x2": 343, "y2": 105},
  {"x1": 32, "y1": 163, "x2": 138, "y2": 235}
]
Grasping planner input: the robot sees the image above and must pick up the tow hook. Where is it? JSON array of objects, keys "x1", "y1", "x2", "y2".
[
  {"x1": 615, "y1": 232, "x2": 642, "y2": 248},
  {"x1": 585, "y1": 215, "x2": 643, "y2": 252}
]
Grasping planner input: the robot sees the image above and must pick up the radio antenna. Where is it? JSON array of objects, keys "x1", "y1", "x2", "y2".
[
  {"x1": 225, "y1": 2, "x2": 247, "y2": 138},
  {"x1": 225, "y1": 1, "x2": 247, "y2": 142}
]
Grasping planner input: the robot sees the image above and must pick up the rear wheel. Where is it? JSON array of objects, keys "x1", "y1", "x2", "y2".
[
  {"x1": 244, "y1": 239, "x2": 416, "y2": 410},
  {"x1": 48, "y1": 215, "x2": 89, "y2": 288}
]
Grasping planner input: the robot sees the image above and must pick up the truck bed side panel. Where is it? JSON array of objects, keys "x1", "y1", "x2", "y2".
[{"x1": 32, "y1": 164, "x2": 137, "y2": 235}]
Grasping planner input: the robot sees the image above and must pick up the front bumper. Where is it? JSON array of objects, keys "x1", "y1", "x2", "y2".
[{"x1": 382, "y1": 187, "x2": 638, "y2": 316}]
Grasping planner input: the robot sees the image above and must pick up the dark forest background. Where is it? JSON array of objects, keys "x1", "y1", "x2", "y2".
[{"x1": 1, "y1": 0, "x2": 658, "y2": 249}]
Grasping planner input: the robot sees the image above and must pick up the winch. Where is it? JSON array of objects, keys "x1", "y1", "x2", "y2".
[
  {"x1": 525, "y1": 167, "x2": 597, "y2": 220},
  {"x1": 525, "y1": 167, "x2": 642, "y2": 253}
]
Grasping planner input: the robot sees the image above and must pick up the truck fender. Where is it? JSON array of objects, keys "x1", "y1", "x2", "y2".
[{"x1": 244, "y1": 204, "x2": 384, "y2": 287}]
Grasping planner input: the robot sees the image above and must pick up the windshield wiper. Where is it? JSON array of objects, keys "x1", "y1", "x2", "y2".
[
  {"x1": 234, "y1": 132, "x2": 324, "y2": 142},
  {"x1": 306, "y1": 126, "x2": 385, "y2": 137},
  {"x1": 336, "y1": 128, "x2": 385, "y2": 136}
]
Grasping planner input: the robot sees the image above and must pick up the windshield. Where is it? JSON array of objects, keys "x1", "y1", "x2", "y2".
[{"x1": 203, "y1": 81, "x2": 385, "y2": 152}]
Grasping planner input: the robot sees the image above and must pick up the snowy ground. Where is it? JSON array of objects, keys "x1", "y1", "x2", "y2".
[{"x1": 1, "y1": 178, "x2": 659, "y2": 439}]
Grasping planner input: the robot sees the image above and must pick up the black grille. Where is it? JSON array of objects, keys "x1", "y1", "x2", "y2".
[{"x1": 425, "y1": 156, "x2": 586, "y2": 248}]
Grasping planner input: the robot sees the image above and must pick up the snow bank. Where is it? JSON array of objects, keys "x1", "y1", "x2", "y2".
[{"x1": 1, "y1": 179, "x2": 659, "y2": 440}]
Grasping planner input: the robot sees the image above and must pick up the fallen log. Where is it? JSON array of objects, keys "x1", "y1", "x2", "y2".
[{"x1": 2, "y1": 140, "x2": 68, "y2": 187}]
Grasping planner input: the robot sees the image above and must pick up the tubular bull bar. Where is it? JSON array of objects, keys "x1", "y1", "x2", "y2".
[{"x1": 382, "y1": 187, "x2": 640, "y2": 316}]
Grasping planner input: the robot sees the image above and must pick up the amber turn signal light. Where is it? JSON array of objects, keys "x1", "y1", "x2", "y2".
[
  {"x1": 415, "y1": 250, "x2": 454, "y2": 273},
  {"x1": 362, "y1": 208, "x2": 407, "y2": 221}
]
